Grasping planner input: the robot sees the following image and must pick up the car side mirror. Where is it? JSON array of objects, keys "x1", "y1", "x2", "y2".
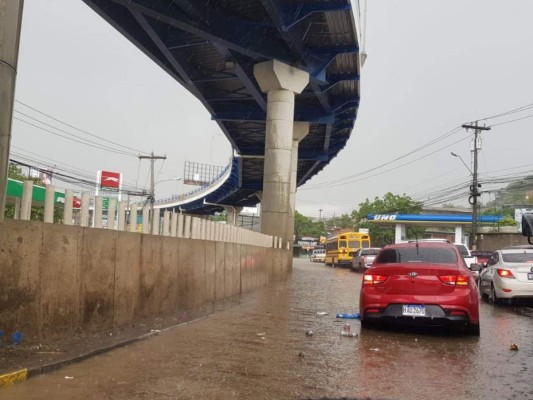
[
  {"x1": 470, "y1": 263, "x2": 481, "y2": 272},
  {"x1": 522, "y1": 213, "x2": 533, "y2": 244}
]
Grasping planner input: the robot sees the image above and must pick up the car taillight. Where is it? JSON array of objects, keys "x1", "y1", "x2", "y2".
[
  {"x1": 496, "y1": 269, "x2": 515, "y2": 279},
  {"x1": 438, "y1": 275, "x2": 469, "y2": 286},
  {"x1": 363, "y1": 274, "x2": 388, "y2": 285}
]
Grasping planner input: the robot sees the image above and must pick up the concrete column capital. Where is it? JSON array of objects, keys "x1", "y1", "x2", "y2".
[
  {"x1": 254, "y1": 59, "x2": 309, "y2": 94},
  {"x1": 293, "y1": 121, "x2": 310, "y2": 142}
]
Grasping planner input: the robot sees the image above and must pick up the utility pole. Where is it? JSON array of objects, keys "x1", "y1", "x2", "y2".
[
  {"x1": 138, "y1": 152, "x2": 166, "y2": 233},
  {"x1": 461, "y1": 121, "x2": 491, "y2": 250},
  {"x1": 318, "y1": 208, "x2": 323, "y2": 221},
  {"x1": 0, "y1": 0, "x2": 25, "y2": 222}
]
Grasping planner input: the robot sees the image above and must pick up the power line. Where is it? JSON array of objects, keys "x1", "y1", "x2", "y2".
[
  {"x1": 301, "y1": 134, "x2": 470, "y2": 191},
  {"x1": 13, "y1": 116, "x2": 137, "y2": 157},
  {"x1": 477, "y1": 102, "x2": 533, "y2": 121},
  {"x1": 488, "y1": 113, "x2": 533, "y2": 128},
  {"x1": 15, "y1": 100, "x2": 150, "y2": 155},
  {"x1": 10, "y1": 158, "x2": 148, "y2": 196}
]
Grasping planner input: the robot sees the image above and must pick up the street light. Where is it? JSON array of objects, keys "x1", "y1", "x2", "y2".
[{"x1": 450, "y1": 152, "x2": 472, "y2": 175}]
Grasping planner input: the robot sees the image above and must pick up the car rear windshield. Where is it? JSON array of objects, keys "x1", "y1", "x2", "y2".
[
  {"x1": 376, "y1": 247, "x2": 458, "y2": 264},
  {"x1": 362, "y1": 249, "x2": 380, "y2": 256},
  {"x1": 502, "y1": 252, "x2": 533, "y2": 263},
  {"x1": 455, "y1": 245, "x2": 470, "y2": 257}
]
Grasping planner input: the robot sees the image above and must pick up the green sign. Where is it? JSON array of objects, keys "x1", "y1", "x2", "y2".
[{"x1": 6, "y1": 178, "x2": 64, "y2": 204}]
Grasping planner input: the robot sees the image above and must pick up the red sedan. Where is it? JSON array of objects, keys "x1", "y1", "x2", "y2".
[{"x1": 359, "y1": 241, "x2": 480, "y2": 335}]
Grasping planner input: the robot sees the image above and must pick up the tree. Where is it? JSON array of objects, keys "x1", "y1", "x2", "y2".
[
  {"x1": 486, "y1": 175, "x2": 533, "y2": 208},
  {"x1": 351, "y1": 192, "x2": 424, "y2": 246},
  {"x1": 5, "y1": 163, "x2": 62, "y2": 222},
  {"x1": 294, "y1": 211, "x2": 324, "y2": 238}
]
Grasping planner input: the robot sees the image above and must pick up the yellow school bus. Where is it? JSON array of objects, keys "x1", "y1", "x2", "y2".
[{"x1": 325, "y1": 231, "x2": 371, "y2": 267}]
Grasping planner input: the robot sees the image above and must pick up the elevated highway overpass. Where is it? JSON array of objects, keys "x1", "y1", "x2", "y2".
[{"x1": 82, "y1": 0, "x2": 362, "y2": 243}]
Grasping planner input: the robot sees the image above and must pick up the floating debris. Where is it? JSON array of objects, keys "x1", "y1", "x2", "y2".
[
  {"x1": 336, "y1": 313, "x2": 361, "y2": 319},
  {"x1": 340, "y1": 332, "x2": 358, "y2": 338},
  {"x1": 305, "y1": 330, "x2": 314, "y2": 337},
  {"x1": 316, "y1": 311, "x2": 329, "y2": 316},
  {"x1": 509, "y1": 343, "x2": 519, "y2": 351}
]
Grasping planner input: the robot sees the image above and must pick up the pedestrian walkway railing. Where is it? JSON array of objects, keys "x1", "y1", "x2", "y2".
[
  {"x1": 4, "y1": 180, "x2": 285, "y2": 249},
  {"x1": 154, "y1": 159, "x2": 232, "y2": 206}
]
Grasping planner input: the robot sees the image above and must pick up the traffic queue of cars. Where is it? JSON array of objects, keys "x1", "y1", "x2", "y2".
[{"x1": 310, "y1": 233, "x2": 533, "y2": 335}]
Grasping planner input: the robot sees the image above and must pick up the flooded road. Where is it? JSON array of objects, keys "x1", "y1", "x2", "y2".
[{"x1": 4, "y1": 258, "x2": 532, "y2": 400}]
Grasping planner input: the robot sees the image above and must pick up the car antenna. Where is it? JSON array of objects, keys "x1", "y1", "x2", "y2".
[{"x1": 415, "y1": 234, "x2": 419, "y2": 254}]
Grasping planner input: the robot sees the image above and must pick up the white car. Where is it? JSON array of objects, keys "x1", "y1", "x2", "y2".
[
  {"x1": 310, "y1": 249, "x2": 326, "y2": 263},
  {"x1": 350, "y1": 247, "x2": 381, "y2": 271},
  {"x1": 478, "y1": 249, "x2": 533, "y2": 304}
]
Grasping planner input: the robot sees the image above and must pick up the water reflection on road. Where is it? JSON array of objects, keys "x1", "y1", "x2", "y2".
[{"x1": 4, "y1": 258, "x2": 533, "y2": 400}]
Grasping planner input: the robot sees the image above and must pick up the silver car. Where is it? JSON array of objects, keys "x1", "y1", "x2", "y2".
[
  {"x1": 350, "y1": 247, "x2": 381, "y2": 271},
  {"x1": 478, "y1": 249, "x2": 533, "y2": 304}
]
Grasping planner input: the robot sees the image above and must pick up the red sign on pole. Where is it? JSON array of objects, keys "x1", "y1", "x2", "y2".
[{"x1": 101, "y1": 171, "x2": 121, "y2": 190}]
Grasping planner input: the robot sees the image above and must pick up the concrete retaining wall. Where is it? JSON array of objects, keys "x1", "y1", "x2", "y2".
[
  {"x1": 0, "y1": 220, "x2": 290, "y2": 344},
  {"x1": 477, "y1": 232, "x2": 531, "y2": 251}
]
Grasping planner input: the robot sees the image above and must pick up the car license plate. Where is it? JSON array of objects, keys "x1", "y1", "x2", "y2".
[
  {"x1": 402, "y1": 304, "x2": 426, "y2": 316},
  {"x1": 528, "y1": 273, "x2": 533, "y2": 280}
]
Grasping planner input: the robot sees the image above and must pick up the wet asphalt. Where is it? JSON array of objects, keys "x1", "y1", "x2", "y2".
[{"x1": 3, "y1": 258, "x2": 532, "y2": 400}]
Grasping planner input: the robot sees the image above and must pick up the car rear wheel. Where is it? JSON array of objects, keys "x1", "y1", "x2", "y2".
[
  {"x1": 360, "y1": 319, "x2": 371, "y2": 329},
  {"x1": 466, "y1": 323, "x2": 480, "y2": 336},
  {"x1": 479, "y1": 281, "x2": 489, "y2": 300},
  {"x1": 489, "y1": 285, "x2": 500, "y2": 305}
]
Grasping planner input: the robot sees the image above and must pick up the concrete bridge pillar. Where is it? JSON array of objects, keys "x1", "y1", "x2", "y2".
[
  {"x1": 224, "y1": 206, "x2": 243, "y2": 226},
  {"x1": 253, "y1": 60, "x2": 309, "y2": 243},
  {"x1": 288, "y1": 122, "x2": 309, "y2": 244}
]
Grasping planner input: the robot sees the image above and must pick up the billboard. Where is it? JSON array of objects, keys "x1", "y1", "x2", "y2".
[{"x1": 100, "y1": 170, "x2": 121, "y2": 190}]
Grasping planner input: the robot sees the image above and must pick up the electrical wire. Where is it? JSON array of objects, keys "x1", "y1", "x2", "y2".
[
  {"x1": 15, "y1": 100, "x2": 150, "y2": 155},
  {"x1": 13, "y1": 116, "x2": 138, "y2": 157},
  {"x1": 301, "y1": 133, "x2": 470, "y2": 191},
  {"x1": 477, "y1": 102, "x2": 533, "y2": 121}
]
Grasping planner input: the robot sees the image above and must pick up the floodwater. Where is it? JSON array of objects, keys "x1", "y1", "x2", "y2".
[{"x1": 4, "y1": 258, "x2": 532, "y2": 400}]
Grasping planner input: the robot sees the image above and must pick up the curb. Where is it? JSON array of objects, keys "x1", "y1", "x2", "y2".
[
  {"x1": 0, "y1": 314, "x2": 211, "y2": 389},
  {"x1": 0, "y1": 369, "x2": 28, "y2": 388}
]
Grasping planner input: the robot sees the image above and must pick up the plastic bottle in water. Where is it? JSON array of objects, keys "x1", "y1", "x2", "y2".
[
  {"x1": 340, "y1": 331, "x2": 358, "y2": 337},
  {"x1": 343, "y1": 323, "x2": 351, "y2": 332}
]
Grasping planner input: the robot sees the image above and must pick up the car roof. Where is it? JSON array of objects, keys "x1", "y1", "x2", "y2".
[
  {"x1": 384, "y1": 242, "x2": 457, "y2": 249},
  {"x1": 407, "y1": 238, "x2": 450, "y2": 243},
  {"x1": 502, "y1": 245, "x2": 533, "y2": 249},
  {"x1": 361, "y1": 247, "x2": 381, "y2": 251},
  {"x1": 500, "y1": 248, "x2": 533, "y2": 254}
]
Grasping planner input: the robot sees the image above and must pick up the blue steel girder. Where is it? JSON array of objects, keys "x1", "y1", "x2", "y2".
[
  {"x1": 82, "y1": 0, "x2": 361, "y2": 213},
  {"x1": 112, "y1": 0, "x2": 297, "y2": 62}
]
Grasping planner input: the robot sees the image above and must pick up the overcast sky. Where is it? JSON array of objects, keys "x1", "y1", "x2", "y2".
[{"x1": 11, "y1": 0, "x2": 533, "y2": 219}]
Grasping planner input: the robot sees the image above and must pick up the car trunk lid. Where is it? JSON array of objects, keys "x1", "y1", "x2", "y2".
[{"x1": 369, "y1": 264, "x2": 464, "y2": 295}]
